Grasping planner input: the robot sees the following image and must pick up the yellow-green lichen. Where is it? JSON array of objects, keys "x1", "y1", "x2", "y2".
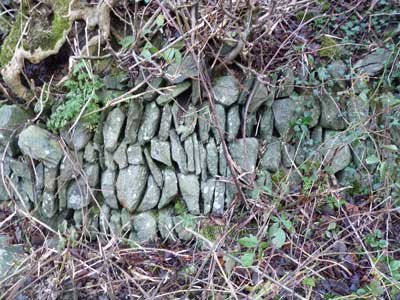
[{"x1": 319, "y1": 35, "x2": 340, "y2": 58}]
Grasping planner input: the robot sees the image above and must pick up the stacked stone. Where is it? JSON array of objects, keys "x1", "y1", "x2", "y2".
[{"x1": 0, "y1": 52, "x2": 396, "y2": 243}]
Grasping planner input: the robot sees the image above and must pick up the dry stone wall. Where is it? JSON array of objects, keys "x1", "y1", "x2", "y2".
[{"x1": 0, "y1": 53, "x2": 398, "y2": 243}]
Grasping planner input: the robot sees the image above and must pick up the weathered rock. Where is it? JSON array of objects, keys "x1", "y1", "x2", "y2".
[
  {"x1": 248, "y1": 81, "x2": 274, "y2": 113},
  {"x1": 158, "y1": 168, "x2": 178, "y2": 209},
  {"x1": 319, "y1": 94, "x2": 346, "y2": 130},
  {"x1": 144, "y1": 148, "x2": 163, "y2": 187},
  {"x1": 84, "y1": 142, "x2": 98, "y2": 163},
  {"x1": 277, "y1": 68, "x2": 294, "y2": 98},
  {"x1": 171, "y1": 102, "x2": 182, "y2": 130},
  {"x1": 198, "y1": 104, "x2": 211, "y2": 143},
  {"x1": 238, "y1": 77, "x2": 255, "y2": 104},
  {"x1": 67, "y1": 180, "x2": 90, "y2": 210},
  {"x1": 354, "y1": 49, "x2": 391, "y2": 76},
  {"x1": 127, "y1": 144, "x2": 144, "y2": 165},
  {"x1": 213, "y1": 181, "x2": 225, "y2": 215},
  {"x1": 322, "y1": 131, "x2": 352, "y2": 174},
  {"x1": 245, "y1": 112, "x2": 257, "y2": 136},
  {"x1": 116, "y1": 165, "x2": 148, "y2": 212},
  {"x1": 133, "y1": 211, "x2": 158, "y2": 243},
  {"x1": 272, "y1": 98, "x2": 295, "y2": 137},
  {"x1": 158, "y1": 208, "x2": 177, "y2": 241},
  {"x1": 137, "y1": 175, "x2": 160, "y2": 212},
  {"x1": 110, "y1": 210, "x2": 122, "y2": 236},
  {"x1": 219, "y1": 144, "x2": 227, "y2": 176},
  {"x1": 0, "y1": 105, "x2": 30, "y2": 149},
  {"x1": 260, "y1": 107, "x2": 274, "y2": 141},
  {"x1": 281, "y1": 144, "x2": 296, "y2": 168},
  {"x1": 41, "y1": 191, "x2": 57, "y2": 219},
  {"x1": 151, "y1": 138, "x2": 172, "y2": 166},
  {"x1": 212, "y1": 104, "x2": 226, "y2": 144},
  {"x1": 138, "y1": 102, "x2": 161, "y2": 144},
  {"x1": 18, "y1": 125, "x2": 63, "y2": 168},
  {"x1": 104, "y1": 150, "x2": 117, "y2": 171},
  {"x1": 206, "y1": 138, "x2": 219, "y2": 177},
  {"x1": 125, "y1": 100, "x2": 143, "y2": 144},
  {"x1": 352, "y1": 139, "x2": 377, "y2": 171},
  {"x1": 143, "y1": 77, "x2": 164, "y2": 101},
  {"x1": 113, "y1": 142, "x2": 128, "y2": 169},
  {"x1": 178, "y1": 104, "x2": 197, "y2": 141},
  {"x1": 228, "y1": 138, "x2": 259, "y2": 172},
  {"x1": 225, "y1": 170, "x2": 237, "y2": 206},
  {"x1": 213, "y1": 75, "x2": 240, "y2": 106},
  {"x1": 103, "y1": 107, "x2": 126, "y2": 152},
  {"x1": 158, "y1": 105, "x2": 172, "y2": 141},
  {"x1": 99, "y1": 204, "x2": 111, "y2": 233},
  {"x1": 178, "y1": 174, "x2": 200, "y2": 215},
  {"x1": 165, "y1": 54, "x2": 199, "y2": 84},
  {"x1": 173, "y1": 215, "x2": 195, "y2": 241},
  {"x1": 347, "y1": 95, "x2": 369, "y2": 124},
  {"x1": 67, "y1": 122, "x2": 92, "y2": 151},
  {"x1": 43, "y1": 166, "x2": 57, "y2": 193},
  {"x1": 101, "y1": 169, "x2": 118, "y2": 209},
  {"x1": 191, "y1": 79, "x2": 201, "y2": 105},
  {"x1": 227, "y1": 105, "x2": 240, "y2": 141},
  {"x1": 260, "y1": 139, "x2": 282, "y2": 173},
  {"x1": 170, "y1": 130, "x2": 187, "y2": 173},
  {"x1": 121, "y1": 208, "x2": 132, "y2": 233},
  {"x1": 84, "y1": 163, "x2": 100, "y2": 188},
  {"x1": 156, "y1": 81, "x2": 191, "y2": 106},
  {"x1": 184, "y1": 137, "x2": 195, "y2": 173},
  {"x1": 199, "y1": 143, "x2": 207, "y2": 181},
  {"x1": 193, "y1": 135, "x2": 201, "y2": 176},
  {"x1": 201, "y1": 179, "x2": 215, "y2": 215}
]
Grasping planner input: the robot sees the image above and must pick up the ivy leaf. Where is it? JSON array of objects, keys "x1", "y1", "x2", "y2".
[
  {"x1": 119, "y1": 36, "x2": 134, "y2": 49},
  {"x1": 303, "y1": 277, "x2": 316, "y2": 287},
  {"x1": 240, "y1": 252, "x2": 255, "y2": 267},
  {"x1": 268, "y1": 224, "x2": 286, "y2": 249},
  {"x1": 238, "y1": 235, "x2": 258, "y2": 248},
  {"x1": 155, "y1": 14, "x2": 165, "y2": 27},
  {"x1": 141, "y1": 49, "x2": 152, "y2": 60},
  {"x1": 365, "y1": 155, "x2": 380, "y2": 165}
]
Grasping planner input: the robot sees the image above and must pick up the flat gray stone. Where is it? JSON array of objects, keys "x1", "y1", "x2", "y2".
[
  {"x1": 44, "y1": 167, "x2": 57, "y2": 193},
  {"x1": 158, "y1": 168, "x2": 178, "y2": 209},
  {"x1": 170, "y1": 130, "x2": 187, "y2": 173},
  {"x1": 101, "y1": 169, "x2": 118, "y2": 209},
  {"x1": 158, "y1": 208, "x2": 177, "y2": 241},
  {"x1": 178, "y1": 174, "x2": 200, "y2": 215},
  {"x1": 227, "y1": 105, "x2": 240, "y2": 141},
  {"x1": 228, "y1": 138, "x2": 259, "y2": 173},
  {"x1": 113, "y1": 142, "x2": 128, "y2": 169},
  {"x1": 18, "y1": 125, "x2": 63, "y2": 168},
  {"x1": 260, "y1": 139, "x2": 282, "y2": 173},
  {"x1": 201, "y1": 179, "x2": 215, "y2": 215},
  {"x1": 137, "y1": 175, "x2": 160, "y2": 212},
  {"x1": 84, "y1": 142, "x2": 98, "y2": 163},
  {"x1": 322, "y1": 131, "x2": 352, "y2": 174},
  {"x1": 158, "y1": 105, "x2": 172, "y2": 141},
  {"x1": 138, "y1": 102, "x2": 161, "y2": 144},
  {"x1": 184, "y1": 137, "x2": 195, "y2": 173},
  {"x1": 0, "y1": 105, "x2": 30, "y2": 148},
  {"x1": 156, "y1": 82, "x2": 191, "y2": 106},
  {"x1": 67, "y1": 179, "x2": 90, "y2": 210},
  {"x1": 144, "y1": 148, "x2": 163, "y2": 188},
  {"x1": 319, "y1": 94, "x2": 346, "y2": 130},
  {"x1": 116, "y1": 165, "x2": 148, "y2": 212},
  {"x1": 41, "y1": 191, "x2": 57, "y2": 218},
  {"x1": 212, "y1": 104, "x2": 226, "y2": 144},
  {"x1": 354, "y1": 49, "x2": 391, "y2": 76},
  {"x1": 133, "y1": 211, "x2": 158, "y2": 243},
  {"x1": 151, "y1": 138, "x2": 172, "y2": 166},
  {"x1": 127, "y1": 144, "x2": 144, "y2": 165},
  {"x1": 272, "y1": 98, "x2": 296, "y2": 137},
  {"x1": 193, "y1": 135, "x2": 201, "y2": 176},
  {"x1": 219, "y1": 144, "x2": 227, "y2": 176},
  {"x1": 104, "y1": 150, "x2": 117, "y2": 171},
  {"x1": 198, "y1": 104, "x2": 211, "y2": 143},
  {"x1": 199, "y1": 143, "x2": 207, "y2": 181},
  {"x1": 213, "y1": 181, "x2": 225, "y2": 215},
  {"x1": 277, "y1": 69, "x2": 294, "y2": 98},
  {"x1": 213, "y1": 75, "x2": 240, "y2": 106},
  {"x1": 125, "y1": 100, "x2": 143, "y2": 144},
  {"x1": 165, "y1": 55, "x2": 199, "y2": 84},
  {"x1": 0, "y1": 235, "x2": 25, "y2": 280},
  {"x1": 260, "y1": 107, "x2": 273, "y2": 141},
  {"x1": 84, "y1": 163, "x2": 100, "y2": 188},
  {"x1": 178, "y1": 104, "x2": 197, "y2": 141},
  {"x1": 103, "y1": 107, "x2": 126, "y2": 152},
  {"x1": 206, "y1": 138, "x2": 218, "y2": 177},
  {"x1": 69, "y1": 122, "x2": 92, "y2": 151},
  {"x1": 248, "y1": 81, "x2": 274, "y2": 113}
]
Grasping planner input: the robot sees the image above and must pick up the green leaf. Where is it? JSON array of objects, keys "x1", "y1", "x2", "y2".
[
  {"x1": 119, "y1": 36, "x2": 134, "y2": 49},
  {"x1": 302, "y1": 277, "x2": 316, "y2": 287},
  {"x1": 240, "y1": 252, "x2": 255, "y2": 267},
  {"x1": 238, "y1": 235, "x2": 258, "y2": 248},
  {"x1": 365, "y1": 155, "x2": 380, "y2": 165},
  {"x1": 382, "y1": 144, "x2": 398, "y2": 152},
  {"x1": 141, "y1": 49, "x2": 152, "y2": 60},
  {"x1": 268, "y1": 224, "x2": 286, "y2": 249},
  {"x1": 155, "y1": 14, "x2": 165, "y2": 27}
]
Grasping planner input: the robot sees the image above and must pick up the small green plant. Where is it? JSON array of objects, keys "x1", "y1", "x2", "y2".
[
  {"x1": 326, "y1": 195, "x2": 346, "y2": 210},
  {"x1": 237, "y1": 235, "x2": 268, "y2": 267},
  {"x1": 365, "y1": 230, "x2": 388, "y2": 249},
  {"x1": 47, "y1": 61, "x2": 105, "y2": 132}
]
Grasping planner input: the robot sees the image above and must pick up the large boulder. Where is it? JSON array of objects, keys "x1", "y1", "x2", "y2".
[{"x1": 18, "y1": 125, "x2": 63, "y2": 168}]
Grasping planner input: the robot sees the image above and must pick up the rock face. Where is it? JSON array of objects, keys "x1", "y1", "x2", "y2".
[
  {"x1": 18, "y1": 125, "x2": 63, "y2": 168},
  {"x1": 0, "y1": 105, "x2": 30, "y2": 150},
  {"x1": 103, "y1": 107, "x2": 126, "y2": 152},
  {"x1": 0, "y1": 235, "x2": 25, "y2": 280},
  {"x1": 228, "y1": 138, "x2": 259, "y2": 172},
  {"x1": 178, "y1": 174, "x2": 200, "y2": 215},
  {"x1": 117, "y1": 165, "x2": 148, "y2": 212},
  {"x1": 213, "y1": 76, "x2": 240, "y2": 106}
]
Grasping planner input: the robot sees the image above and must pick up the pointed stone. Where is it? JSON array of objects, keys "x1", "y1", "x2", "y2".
[
  {"x1": 213, "y1": 75, "x2": 240, "y2": 106},
  {"x1": 227, "y1": 105, "x2": 240, "y2": 141},
  {"x1": 201, "y1": 179, "x2": 215, "y2": 214},
  {"x1": 228, "y1": 138, "x2": 259, "y2": 173},
  {"x1": 213, "y1": 181, "x2": 225, "y2": 215},
  {"x1": 212, "y1": 104, "x2": 226, "y2": 144},
  {"x1": 113, "y1": 142, "x2": 128, "y2": 169},
  {"x1": 178, "y1": 174, "x2": 200, "y2": 215},
  {"x1": 137, "y1": 175, "x2": 161, "y2": 212},
  {"x1": 156, "y1": 82, "x2": 191, "y2": 106},
  {"x1": 184, "y1": 137, "x2": 195, "y2": 173},
  {"x1": 198, "y1": 104, "x2": 211, "y2": 143},
  {"x1": 144, "y1": 148, "x2": 163, "y2": 188},
  {"x1": 138, "y1": 102, "x2": 161, "y2": 145},
  {"x1": 206, "y1": 138, "x2": 218, "y2": 177},
  {"x1": 158, "y1": 168, "x2": 178, "y2": 209},
  {"x1": 158, "y1": 208, "x2": 177, "y2": 241},
  {"x1": 151, "y1": 138, "x2": 172, "y2": 166},
  {"x1": 170, "y1": 129, "x2": 187, "y2": 173},
  {"x1": 103, "y1": 107, "x2": 126, "y2": 152},
  {"x1": 133, "y1": 211, "x2": 158, "y2": 243},
  {"x1": 125, "y1": 99, "x2": 143, "y2": 144},
  {"x1": 158, "y1": 105, "x2": 172, "y2": 141},
  {"x1": 127, "y1": 144, "x2": 144, "y2": 165},
  {"x1": 101, "y1": 169, "x2": 119, "y2": 209},
  {"x1": 193, "y1": 135, "x2": 201, "y2": 176}
]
